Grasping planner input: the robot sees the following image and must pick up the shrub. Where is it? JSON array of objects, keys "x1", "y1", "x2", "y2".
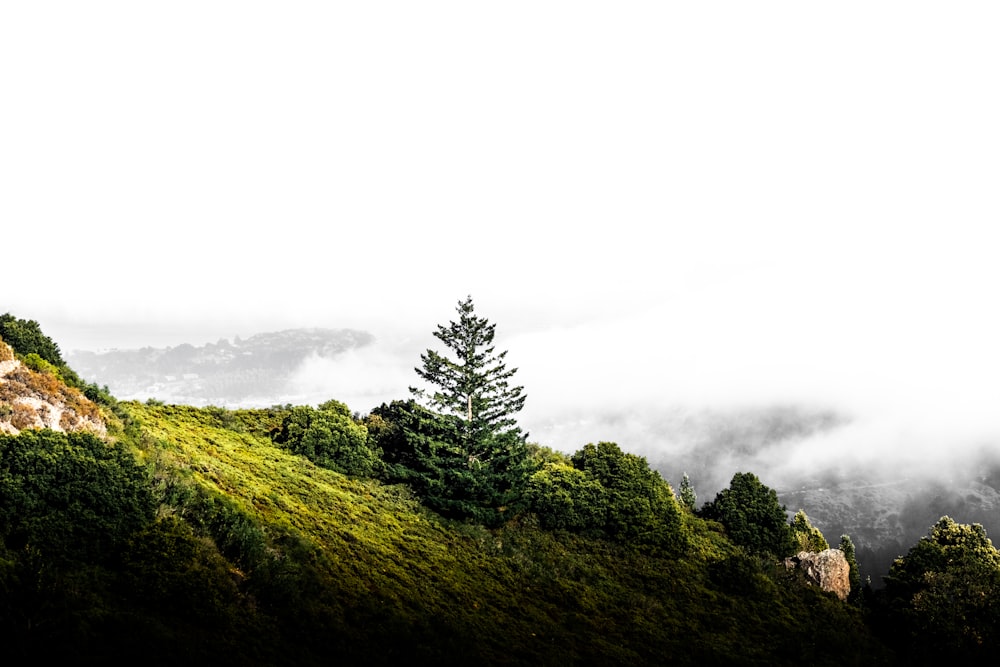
[
  {"x1": 275, "y1": 402, "x2": 379, "y2": 477},
  {"x1": 527, "y1": 462, "x2": 607, "y2": 532},
  {"x1": 0, "y1": 337, "x2": 14, "y2": 362},
  {"x1": 10, "y1": 403, "x2": 37, "y2": 430},
  {"x1": 0, "y1": 429, "x2": 155, "y2": 564},
  {"x1": 701, "y1": 472, "x2": 795, "y2": 559},
  {"x1": 0, "y1": 314, "x2": 65, "y2": 367},
  {"x1": 527, "y1": 442, "x2": 686, "y2": 553},
  {"x1": 790, "y1": 510, "x2": 829, "y2": 553}
]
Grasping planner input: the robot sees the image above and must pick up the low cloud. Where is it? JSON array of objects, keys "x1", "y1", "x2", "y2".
[
  {"x1": 286, "y1": 339, "x2": 422, "y2": 413},
  {"x1": 275, "y1": 284, "x2": 1000, "y2": 502}
]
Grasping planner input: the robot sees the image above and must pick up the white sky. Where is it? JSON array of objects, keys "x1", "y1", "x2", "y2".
[{"x1": 3, "y1": 3, "x2": 1000, "y2": 463}]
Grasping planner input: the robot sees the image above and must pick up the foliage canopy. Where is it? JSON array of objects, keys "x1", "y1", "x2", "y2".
[
  {"x1": 701, "y1": 471, "x2": 795, "y2": 558},
  {"x1": 528, "y1": 441, "x2": 686, "y2": 553},
  {"x1": 273, "y1": 400, "x2": 380, "y2": 477},
  {"x1": 878, "y1": 516, "x2": 1000, "y2": 661},
  {"x1": 790, "y1": 509, "x2": 829, "y2": 553}
]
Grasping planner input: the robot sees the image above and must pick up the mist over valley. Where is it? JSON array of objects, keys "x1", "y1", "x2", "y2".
[{"x1": 66, "y1": 326, "x2": 1000, "y2": 586}]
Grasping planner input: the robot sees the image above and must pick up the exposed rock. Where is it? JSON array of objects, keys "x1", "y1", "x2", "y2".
[
  {"x1": 0, "y1": 341, "x2": 106, "y2": 437},
  {"x1": 780, "y1": 476, "x2": 1000, "y2": 588},
  {"x1": 784, "y1": 549, "x2": 851, "y2": 601}
]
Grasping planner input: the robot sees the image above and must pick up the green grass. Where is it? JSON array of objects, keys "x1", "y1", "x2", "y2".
[{"x1": 101, "y1": 402, "x2": 891, "y2": 666}]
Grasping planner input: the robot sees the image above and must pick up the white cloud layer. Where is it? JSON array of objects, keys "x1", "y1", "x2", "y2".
[{"x1": 3, "y1": 3, "x2": 999, "y2": 481}]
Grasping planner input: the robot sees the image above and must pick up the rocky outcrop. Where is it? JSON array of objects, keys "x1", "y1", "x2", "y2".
[
  {"x1": 784, "y1": 549, "x2": 851, "y2": 601},
  {"x1": 0, "y1": 341, "x2": 106, "y2": 437}
]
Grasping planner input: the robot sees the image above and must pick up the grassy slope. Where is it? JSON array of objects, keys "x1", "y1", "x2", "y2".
[{"x1": 112, "y1": 402, "x2": 889, "y2": 666}]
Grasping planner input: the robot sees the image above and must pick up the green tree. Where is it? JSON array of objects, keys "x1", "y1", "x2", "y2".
[
  {"x1": 839, "y1": 534, "x2": 862, "y2": 602},
  {"x1": 526, "y1": 461, "x2": 608, "y2": 532},
  {"x1": 0, "y1": 313, "x2": 112, "y2": 404},
  {"x1": 678, "y1": 472, "x2": 696, "y2": 511},
  {"x1": 274, "y1": 401, "x2": 379, "y2": 477},
  {"x1": 526, "y1": 442, "x2": 685, "y2": 552},
  {"x1": 400, "y1": 297, "x2": 531, "y2": 525},
  {"x1": 789, "y1": 510, "x2": 829, "y2": 553},
  {"x1": 569, "y1": 441, "x2": 685, "y2": 551},
  {"x1": 411, "y1": 296, "x2": 527, "y2": 450},
  {"x1": 0, "y1": 313, "x2": 65, "y2": 367},
  {"x1": 879, "y1": 516, "x2": 1000, "y2": 661},
  {"x1": 701, "y1": 472, "x2": 794, "y2": 558},
  {"x1": 0, "y1": 429, "x2": 155, "y2": 564}
]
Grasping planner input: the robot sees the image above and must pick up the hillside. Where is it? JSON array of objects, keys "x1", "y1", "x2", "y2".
[
  {"x1": 111, "y1": 401, "x2": 895, "y2": 665},
  {"x1": 0, "y1": 321, "x2": 892, "y2": 665},
  {"x1": 0, "y1": 395, "x2": 889, "y2": 665},
  {"x1": 632, "y1": 406, "x2": 1000, "y2": 585},
  {"x1": 62, "y1": 327, "x2": 1000, "y2": 590},
  {"x1": 9, "y1": 314, "x2": 1000, "y2": 663},
  {"x1": 0, "y1": 339, "x2": 106, "y2": 437}
]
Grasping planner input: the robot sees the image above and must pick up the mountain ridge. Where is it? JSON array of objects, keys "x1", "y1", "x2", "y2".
[{"x1": 66, "y1": 327, "x2": 374, "y2": 405}]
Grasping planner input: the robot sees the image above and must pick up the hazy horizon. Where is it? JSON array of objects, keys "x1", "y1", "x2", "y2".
[{"x1": 5, "y1": 3, "x2": 999, "y2": 493}]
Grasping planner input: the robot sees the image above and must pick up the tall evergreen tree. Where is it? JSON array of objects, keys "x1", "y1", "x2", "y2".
[
  {"x1": 401, "y1": 296, "x2": 530, "y2": 525},
  {"x1": 411, "y1": 295, "x2": 527, "y2": 452},
  {"x1": 839, "y1": 534, "x2": 862, "y2": 602},
  {"x1": 679, "y1": 472, "x2": 697, "y2": 511}
]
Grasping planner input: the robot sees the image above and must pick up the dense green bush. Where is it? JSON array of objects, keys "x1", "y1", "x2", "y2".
[
  {"x1": 0, "y1": 429, "x2": 155, "y2": 564},
  {"x1": 790, "y1": 510, "x2": 829, "y2": 553},
  {"x1": 876, "y1": 516, "x2": 1000, "y2": 662},
  {"x1": 0, "y1": 314, "x2": 65, "y2": 368},
  {"x1": 701, "y1": 471, "x2": 795, "y2": 558},
  {"x1": 527, "y1": 461, "x2": 607, "y2": 532},
  {"x1": 0, "y1": 429, "x2": 157, "y2": 659},
  {"x1": 527, "y1": 441, "x2": 685, "y2": 553},
  {"x1": 274, "y1": 400, "x2": 379, "y2": 477}
]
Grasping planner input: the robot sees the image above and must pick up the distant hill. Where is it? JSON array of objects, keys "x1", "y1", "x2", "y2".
[
  {"x1": 631, "y1": 406, "x2": 1000, "y2": 586},
  {"x1": 779, "y1": 466, "x2": 1000, "y2": 585},
  {"x1": 67, "y1": 327, "x2": 374, "y2": 405}
]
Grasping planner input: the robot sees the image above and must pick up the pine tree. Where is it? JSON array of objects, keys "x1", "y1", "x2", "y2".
[
  {"x1": 411, "y1": 296, "x2": 527, "y2": 453},
  {"x1": 404, "y1": 296, "x2": 530, "y2": 525},
  {"x1": 839, "y1": 534, "x2": 862, "y2": 602},
  {"x1": 679, "y1": 472, "x2": 697, "y2": 511},
  {"x1": 790, "y1": 509, "x2": 829, "y2": 553}
]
